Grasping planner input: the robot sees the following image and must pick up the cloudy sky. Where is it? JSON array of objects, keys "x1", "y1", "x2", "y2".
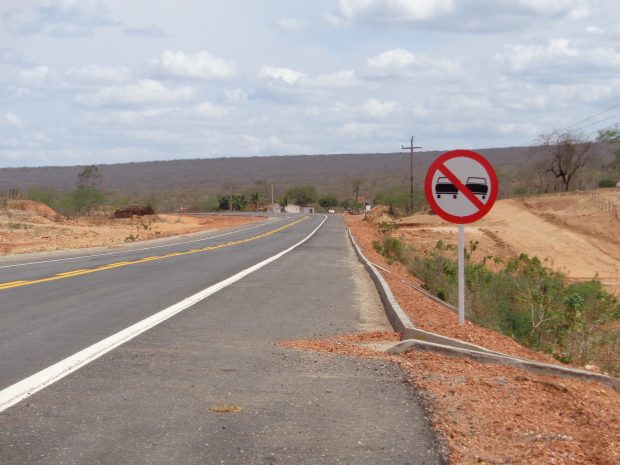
[{"x1": 1, "y1": 0, "x2": 620, "y2": 167}]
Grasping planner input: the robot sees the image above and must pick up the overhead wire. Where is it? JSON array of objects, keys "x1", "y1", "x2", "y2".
[{"x1": 521, "y1": 102, "x2": 620, "y2": 146}]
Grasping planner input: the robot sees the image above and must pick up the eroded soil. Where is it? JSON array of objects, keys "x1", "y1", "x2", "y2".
[{"x1": 0, "y1": 200, "x2": 262, "y2": 255}]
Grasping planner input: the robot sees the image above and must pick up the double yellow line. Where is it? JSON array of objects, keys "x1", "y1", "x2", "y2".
[{"x1": 0, "y1": 217, "x2": 307, "y2": 293}]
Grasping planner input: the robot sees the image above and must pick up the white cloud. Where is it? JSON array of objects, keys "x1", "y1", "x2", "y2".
[
  {"x1": 367, "y1": 49, "x2": 417, "y2": 71},
  {"x1": 496, "y1": 39, "x2": 620, "y2": 76},
  {"x1": 329, "y1": 0, "x2": 594, "y2": 31},
  {"x1": 223, "y1": 88, "x2": 248, "y2": 103},
  {"x1": 362, "y1": 98, "x2": 397, "y2": 117},
  {"x1": 260, "y1": 66, "x2": 306, "y2": 85},
  {"x1": 258, "y1": 67, "x2": 359, "y2": 90},
  {"x1": 76, "y1": 79, "x2": 195, "y2": 107},
  {"x1": 127, "y1": 129, "x2": 177, "y2": 142},
  {"x1": 311, "y1": 70, "x2": 359, "y2": 88},
  {"x1": 196, "y1": 102, "x2": 229, "y2": 118},
  {"x1": 4, "y1": 112, "x2": 23, "y2": 128},
  {"x1": 334, "y1": 0, "x2": 454, "y2": 24},
  {"x1": 151, "y1": 50, "x2": 237, "y2": 80},
  {"x1": 497, "y1": 39, "x2": 578, "y2": 72},
  {"x1": 278, "y1": 17, "x2": 305, "y2": 32},
  {"x1": 366, "y1": 49, "x2": 459, "y2": 78},
  {"x1": 123, "y1": 24, "x2": 167, "y2": 37},
  {"x1": 3, "y1": 0, "x2": 118, "y2": 36},
  {"x1": 335, "y1": 122, "x2": 384, "y2": 137},
  {"x1": 20, "y1": 65, "x2": 50, "y2": 81},
  {"x1": 66, "y1": 65, "x2": 131, "y2": 83},
  {"x1": 586, "y1": 25, "x2": 606, "y2": 34},
  {"x1": 80, "y1": 108, "x2": 172, "y2": 125},
  {"x1": 241, "y1": 134, "x2": 307, "y2": 155}
]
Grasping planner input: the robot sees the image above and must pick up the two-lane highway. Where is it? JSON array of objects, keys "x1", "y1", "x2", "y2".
[
  {"x1": 0, "y1": 215, "x2": 441, "y2": 464},
  {"x1": 0, "y1": 215, "x2": 322, "y2": 395}
]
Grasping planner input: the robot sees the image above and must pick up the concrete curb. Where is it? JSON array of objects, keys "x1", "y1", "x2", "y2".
[
  {"x1": 348, "y1": 229, "x2": 506, "y2": 356},
  {"x1": 348, "y1": 229, "x2": 414, "y2": 333},
  {"x1": 388, "y1": 339, "x2": 620, "y2": 393},
  {"x1": 347, "y1": 227, "x2": 620, "y2": 392}
]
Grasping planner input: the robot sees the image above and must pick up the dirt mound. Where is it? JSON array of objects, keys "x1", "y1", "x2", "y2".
[
  {"x1": 6, "y1": 200, "x2": 60, "y2": 218},
  {"x1": 364, "y1": 206, "x2": 395, "y2": 225},
  {"x1": 113, "y1": 205, "x2": 155, "y2": 218}
]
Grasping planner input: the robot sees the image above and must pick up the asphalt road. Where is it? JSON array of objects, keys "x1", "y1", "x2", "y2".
[{"x1": 0, "y1": 215, "x2": 442, "y2": 464}]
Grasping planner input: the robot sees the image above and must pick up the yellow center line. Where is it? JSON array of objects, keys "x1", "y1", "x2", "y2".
[
  {"x1": 55, "y1": 269, "x2": 90, "y2": 277},
  {"x1": 0, "y1": 217, "x2": 307, "y2": 293}
]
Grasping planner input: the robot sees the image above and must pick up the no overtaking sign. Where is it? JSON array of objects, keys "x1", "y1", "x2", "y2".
[
  {"x1": 424, "y1": 149, "x2": 498, "y2": 325},
  {"x1": 424, "y1": 149, "x2": 498, "y2": 224}
]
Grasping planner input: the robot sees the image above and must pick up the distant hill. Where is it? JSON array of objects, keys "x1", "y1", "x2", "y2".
[{"x1": 0, "y1": 145, "x2": 613, "y2": 199}]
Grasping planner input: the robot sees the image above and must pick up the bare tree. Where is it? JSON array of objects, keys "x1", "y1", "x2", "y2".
[
  {"x1": 539, "y1": 132, "x2": 593, "y2": 192},
  {"x1": 77, "y1": 165, "x2": 102, "y2": 189},
  {"x1": 352, "y1": 178, "x2": 364, "y2": 205}
]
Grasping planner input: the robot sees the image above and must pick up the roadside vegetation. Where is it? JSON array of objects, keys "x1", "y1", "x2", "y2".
[{"x1": 372, "y1": 229, "x2": 620, "y2": 375}]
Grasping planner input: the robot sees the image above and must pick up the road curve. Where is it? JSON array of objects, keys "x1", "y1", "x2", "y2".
[
  {"x1": 0, "y1": 215, "x2": 442, "y2": 464},
  {"x1": 0, "y1": 215, "x2": 322, "y2": 390}
]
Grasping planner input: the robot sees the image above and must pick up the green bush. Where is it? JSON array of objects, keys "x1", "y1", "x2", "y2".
[
  {"x1": 380, "y1": 235, "x2": 620, "y2": 373},
  {"x1": 373, "y1": 187, "x2": 426, "y2": 216},
  {"x1": 69, "y1": 187, "x2": 106, "y2": 213},
  {"x1": 218, "y1": 194, "x2": 247, "y2": 211},
  {"x1": 319, "y1": 194, "x2": 339, "y2": 208},
  {"x1": 372, "y1": 236, "x2": 406, "y2": 264},
  {"x1": 512, "y1": 186, "x2": 529, "y2": 196},
  {"x1": 27, "y1": 187, "x2": 105, "y2": 216},
  {"x1": 598, "y1": 178, "x2": 617, "y2": 188},
  {"x1": 284, "y1": 185, "x2": 317, "y2": 207}
]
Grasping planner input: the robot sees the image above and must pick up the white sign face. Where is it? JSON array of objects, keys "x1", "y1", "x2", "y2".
[{"x1": 425, "y1": 150, "x2": 498, "y2": 224}]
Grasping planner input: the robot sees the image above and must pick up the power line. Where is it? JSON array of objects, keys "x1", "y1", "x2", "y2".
[
  {"x1": 553, "y1": 102, "x2": 620, "y2": 134},
  {"x1": 570, "y1": 111, "x2": 620, "y2": 133},
  {"x1": 522, "y1": 102, "x2": 620, "y2": 146}
]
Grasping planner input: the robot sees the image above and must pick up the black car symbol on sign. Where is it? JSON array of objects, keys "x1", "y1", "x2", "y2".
[
  {"x1": 465, "y1": 177, "x2": 488, "y2": 199},
  {"x1": 435, "y1": 177, "x2": 489, "y2": 200},
  {"x1": 435, "y1": 177, "x2": 458, "y2": 199}
]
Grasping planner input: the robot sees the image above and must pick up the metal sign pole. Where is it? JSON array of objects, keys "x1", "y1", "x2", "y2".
[
  {"x1": 424, "y1": 150, "x2": 498, "y2": 326},
  {"x1": 458, "y1": 224, "x2": 465, "y2": 325}
]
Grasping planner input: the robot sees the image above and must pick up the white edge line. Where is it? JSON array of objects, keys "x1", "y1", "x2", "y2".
[
  {"x1": 0, "y1": 217, "x2": 289, "y2": 270},
  {"x1": 0, "y1": 215, "x2": 327, "y2": 413}
]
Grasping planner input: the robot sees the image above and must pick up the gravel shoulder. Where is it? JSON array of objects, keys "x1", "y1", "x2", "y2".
[{"x1": 339, "y1": 213, "x2": 620, "y2": 465}]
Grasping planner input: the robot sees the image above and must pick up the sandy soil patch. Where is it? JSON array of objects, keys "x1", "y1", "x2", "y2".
[
  {"x1": 0, "y1": 201, "x2": 262, "y2": 255},
  {"x1": 398, "y1": 190, "x2": 620, "y2": 295}
]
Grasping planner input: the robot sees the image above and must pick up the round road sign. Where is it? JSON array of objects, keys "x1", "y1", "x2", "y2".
[{"x1": 424, "y1": 149, "x2": 498, "y2": 224}]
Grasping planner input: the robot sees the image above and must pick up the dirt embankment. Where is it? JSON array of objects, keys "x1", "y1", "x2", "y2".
[
  {"x1": 296, "y1": 212, "x2": 620, "y2": 465},
  {"x1": 0, "y1": 200, "x2": 262, "y2": 255},
  {"x1": 398, "y1": 190, "x2": 620, "y2": 296}
]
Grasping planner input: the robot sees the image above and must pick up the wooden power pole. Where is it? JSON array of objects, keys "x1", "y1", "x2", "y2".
[{"x1": 401, "y1": 136, "x2": 422, "y2": 213}]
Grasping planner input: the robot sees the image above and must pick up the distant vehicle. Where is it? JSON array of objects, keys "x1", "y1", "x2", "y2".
[
  {"x1": 435, "y1": 177, "x2": 458, "y2": 199},
  {"x1": 465, "y1": 177, "x2": 488, "y2": 199},
  {"x1": 328, "y1": 209, "x2": 335, "y2": 213}
]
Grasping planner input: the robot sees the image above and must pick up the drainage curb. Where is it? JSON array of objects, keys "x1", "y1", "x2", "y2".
[
  {"x1": 388, "y1": 339, "x2": 620, "y2": 393},
  {"x1": 348, "y1": 228, "x2": 414, "y2": 333},
  {"x1": 347, "y1": 227, "x2": 620, "y2": 391},
  {"x1": 348, "y1": 229, "x2": 505, "y2": 355}
]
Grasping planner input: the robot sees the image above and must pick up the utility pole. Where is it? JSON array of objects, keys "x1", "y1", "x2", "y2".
[
  {"x1": 271, "y1": 183, "x2": 274, "y2": 205},
  {"x1": 228, "y1": 177, "x2": 233, "y2": 212},
  {"x1": 401, "y1": 136, "x2": 422, "y2": 214}
]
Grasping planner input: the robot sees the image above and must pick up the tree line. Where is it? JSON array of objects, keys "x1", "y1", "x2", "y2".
[{"x1": 7, "y1": 125, "x2": 620, "y2": 216}]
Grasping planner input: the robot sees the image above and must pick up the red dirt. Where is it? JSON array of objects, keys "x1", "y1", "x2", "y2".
[
  {"x1": 277, "y1": 213, "x2": 620, "y2": 465},
  {"x1": 281, "y1": 331, "x2": 620, "y2": 465},
  {"x1": 0, "y1": 201, "x2": 262, "y2": 255}
]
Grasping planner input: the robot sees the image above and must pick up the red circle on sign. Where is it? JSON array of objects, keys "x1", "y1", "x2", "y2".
[{"x1": 424, "y1": 149, "x2": 498, "y2": 224}]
